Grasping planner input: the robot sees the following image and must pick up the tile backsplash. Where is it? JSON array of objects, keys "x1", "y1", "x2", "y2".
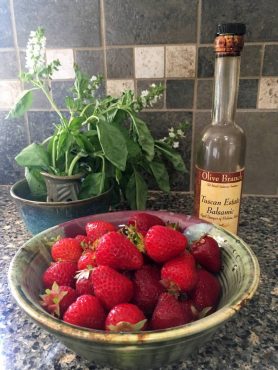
[{"x1": 0, "y1": 0, "x2": 277, "y2": 195}]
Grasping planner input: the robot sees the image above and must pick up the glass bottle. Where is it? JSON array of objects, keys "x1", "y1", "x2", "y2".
[{"x1": 194, "y1": 23, "x2": 246, "y2": 234}]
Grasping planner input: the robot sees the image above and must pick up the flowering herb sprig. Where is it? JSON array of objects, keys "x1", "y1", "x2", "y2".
[
  {"x1": 7, "y1": 27, "x2": 187, "y2": 210},
  {"x1": 159, "y1": 121, "x2": 189, "y2": 149}
]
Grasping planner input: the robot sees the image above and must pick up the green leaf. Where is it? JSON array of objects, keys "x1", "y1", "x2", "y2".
[
  {"x1": 69, "y1": 117, "x2": 85, "y2": 130},
  {"x1": 25, "y1": 167, "x2": 47, "y2": 198},
  {"x1": 96, "y1": 118, "x2": 127, "y2": 171},
  {"x1": 15, "y1": 143, "x2": 50, "y2": 168},
  {"x1": 79, "y1": 172, "x2": 106, "y2": 199},
  {"x1": 125, "y1": 169, "x2": 148, "y2": 210},
  {"x1": 130, "y1": 115, "x2": 154, "y2": 161},
  {"x1": 148, "y1": 161, "x2": 170, "y2": 192},
  {"x1": 6, "y1": 89, "x2": 37, "y2": 119},
  {"x1": 113, "y1": 121, "x2": 142, "y2": 160},
  {"x1": 155, "y1": 141, "x2": 187, "y2": 173}
]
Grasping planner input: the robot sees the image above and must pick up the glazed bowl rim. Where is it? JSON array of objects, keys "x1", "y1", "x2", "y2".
[
  {"x1": 8, "y1": 210, "x2": 260, "y2": 345},
  {"x1": 10, "y1": 178, "x2": 113, "y2": 207}
]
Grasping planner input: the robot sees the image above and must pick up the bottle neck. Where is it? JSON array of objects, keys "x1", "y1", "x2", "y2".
[{"x1": 212, "y1": 56, "x2": 240, "y2": 125}]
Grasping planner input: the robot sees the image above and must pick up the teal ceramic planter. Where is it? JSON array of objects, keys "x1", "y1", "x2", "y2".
[{"x1": 10, "y1": 179, "x2": 113, "y2": 234}]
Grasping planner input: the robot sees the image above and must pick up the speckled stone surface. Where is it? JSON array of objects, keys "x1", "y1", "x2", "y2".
[{"x1": 0, "y1": 185, "x2": 277, "y2": 370}]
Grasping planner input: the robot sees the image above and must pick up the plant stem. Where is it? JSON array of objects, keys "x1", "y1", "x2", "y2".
[
  {"x1": 33, "y1": 80, "x2": 64, "y2": 122},
  {"x1": 68, "y1": 152, "x2": 84, "y2": 176}
]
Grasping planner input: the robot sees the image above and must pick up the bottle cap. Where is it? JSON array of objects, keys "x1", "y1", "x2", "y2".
[
  {"x1": 214, "y1": 23, "x2": 246, "y2": 56},
  {"x1": 216, "y1": 23, "x2": 246, "y2": 36}
]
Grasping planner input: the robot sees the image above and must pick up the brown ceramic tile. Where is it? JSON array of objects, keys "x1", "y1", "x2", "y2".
[
  {"x1": 240, "y1": 45, "x2": 262, "y2": 77},
  {"x1": 201, "y1": 0, "x2": 278, "y2": 43},
  {"x1": 0, "y1": 51, "x2": 19, "y2": 79},
  {"x1": 262, "y1": 45, "x2": 278, "y2": 76},
  {"x1": 75, "y1": 50, "x2": 104, "y2": 77},
  {"x1": 105, "y1": 0, "x2": 197, "y2": 45},
  {"x1": 0, "y1": 112, "x2": 28, "y2": 184},
  {"x1": 258, "y1": 78, "x2": 278, "y2": 109},
  {"x1": 166, "y1": 80, "x2": 194, "y2": 109},
  {"x1": 14, "y1": 0, "x2": 101, "y2": 47},
  {"x1": 196, "y1": 80, "x2": 213, "y2": 109},
  {"x1": 135, "y1": 47, "x2": 164, "y2": 78},
  {"x1": 106, "y1": 48, "x2": 133, "y2": 79},
  {"x1": 166, "y1": 46, "x2": 196, "y2": 78}
]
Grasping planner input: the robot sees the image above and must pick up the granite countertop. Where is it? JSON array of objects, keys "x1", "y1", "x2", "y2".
[{"x1": 0, "y1": 185, "x2": 277, "y2": 370}]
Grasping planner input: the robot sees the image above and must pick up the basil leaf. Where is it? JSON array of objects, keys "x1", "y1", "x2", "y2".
[
  {"x1": 96, "y1": 119, "x2": 127, "y2": 171},
  {"x1": 148, "y1": 161, "x2": 170, "y2": 192},
  {"x1": 79, "y1": 172, "x2": 106, "y2": 199},
  {"x1": 6, "y1": 89, "x2": 37, "y2": 119},
  {"x1": 15, "y1": 143, "x2": 50, "y2": 168},
  {"x1": 25, "y1": 167, "x2": 47, "y2": 198},
  {"x1": 125, "y1": 169, "x2": 148, "y2": 210},
  {"x1": 131, "y1": 115, "x2": 154, "y2": 161},
  {"x1": 155, "y1": 141, "x2": 187, "y2": 173}
]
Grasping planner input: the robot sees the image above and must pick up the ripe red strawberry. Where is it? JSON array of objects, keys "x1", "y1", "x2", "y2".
[
  {"x1": 191, "y1": 235, "x2": 222, "y2": 273},
  {"x1": 128, "y1": 212, "x2": 165, "y2": 236},
  {"x1": 150, "y1": 293, "x2": 186, "y2": 330},
  {"x1": 77, "y1": 249, "x2": 97, "y2": 270},
  {"x1": 43, "y1": 261, "x2": 77, "y2": 289},
  {"x1": 133, "y1": 265, "x2": 165, "y2": 315},
  {"x1": 75, "y1": 275, "x2": 94, "y2": 296},
  {"x1": 95, "y1": 231, "x2": 143, "y2": 270},
  {"x1": 75, "y1": 234, "x2": 94, "y2": 249},
  {"x1": 190, "y1": 269, "x2": 221, "y2": 313},
  {"x1": 85, "y1": 220, "x2": 117, "y2": 241},
  {"x1": 105, "y1": 303, "x2": 147, "y2": 332},
  {"x1": 145, "y1": 225, "x2": 187, "y2": 263},
  {"x1": 161, "y1": 253, "x2": 198, "y2": 293},
  {"x1": 91, "y1": 266, "x2": 134, "y2": 310},
  {"x1": 63, "y1": 294, "x2": 106, "y2": 330},
  {"x1": 40, "y1": 282, "x2": 77, "y2": 317},
  {"x1": 51, "y1": 238, "x2": 83, "y2": 262},
  {"x1": 180, "y1": 299, "x2": 198, "y2": 324}
]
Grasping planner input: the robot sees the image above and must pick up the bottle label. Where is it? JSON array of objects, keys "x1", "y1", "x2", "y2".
[{"x1": 194, "y1": 167, "x2": 244, "y2": 234}]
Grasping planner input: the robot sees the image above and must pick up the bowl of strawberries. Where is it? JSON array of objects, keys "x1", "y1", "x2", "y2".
[{"x1": 8, "y1": 211, "x2": 260, "y2": 370}]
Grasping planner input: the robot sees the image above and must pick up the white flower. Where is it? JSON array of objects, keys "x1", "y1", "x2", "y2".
[
  {"x1": 141, "y1": 96, "x2": 147, "y2": 108},
  {"x1": 151, "y1": 83, "x2": 156, "y2": 88},
  {"x1": 177, "y1": 129, "x2": 185, "y2": 137},
  {"x1": 169, "y1": 127, "x2": 174, "y2": 132},
  {"x1": 173, "y1": 141, "x2": 180, "y2": 148},
  {"x1": 140, "y1": 90, "x2": 149, "y2": 98},
  {"x1": 90, "y1": 75, "x2": 97, "y2": 81},
  {"x1": 160, "y1": 137, "x2": 167, "y2": 142},
  {"x1": 169, "y1": 132, "x2": 175, "y2": 138},
  {"x1": 25, "y1": 30, "x2": 46, "y2": 74}
]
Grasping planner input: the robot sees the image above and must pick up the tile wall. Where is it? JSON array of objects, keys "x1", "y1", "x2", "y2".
[{"x1": 0, "y1": 0, "x2": 277, "y2": 194}]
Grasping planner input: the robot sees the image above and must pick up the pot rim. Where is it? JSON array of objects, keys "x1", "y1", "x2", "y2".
[{"x1": 10, "y1": 178, "x2": 113, "y2": 207}]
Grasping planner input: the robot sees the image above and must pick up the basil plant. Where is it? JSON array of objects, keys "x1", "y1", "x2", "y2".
[{"x1": 7, "y1": 28, "x2": 187, "y2": 209}]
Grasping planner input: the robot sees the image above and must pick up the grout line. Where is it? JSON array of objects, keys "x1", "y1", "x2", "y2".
[
  {"x1": 8, "y1": 0, "x2": 31, "y2": 144},
  {"x1": 99, "y1": 0, "x2": 107, "y2": 90},
  {"x1": 190, "y1": 0, "x2": 202, "y2": 192},
  {"x1": 163, "y1": 46, "x2": 167, "y2": 109},
  {"x1": 256, "y1": 44, "x2": 266, "y2": 108}
]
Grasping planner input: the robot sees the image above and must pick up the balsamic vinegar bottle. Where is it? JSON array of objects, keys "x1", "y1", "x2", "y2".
[{"x1": 194, "y1": 23, "x2": 246, "y2": 234}]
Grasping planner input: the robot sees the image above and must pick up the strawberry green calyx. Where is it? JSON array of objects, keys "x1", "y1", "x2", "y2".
[
  {"x1": 120, "y1": 224, "x2": 145, "y2": 253},
  {"x1": 40, "y1": 282, "x2": 68, "y2": 317},
  {"x1": 43, "y1": 235, "x2": 61, "y2": 248},
  {"x1": 160, "y1": 279, "x2": 180, "y2": 298},
  {"x1": 107, "y1": 319, "x2": 147, "y2": 332}
]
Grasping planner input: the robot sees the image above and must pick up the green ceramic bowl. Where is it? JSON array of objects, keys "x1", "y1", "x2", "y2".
[{"x1": 8, "y1": 211, "x2": 260, "y2": 370}]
